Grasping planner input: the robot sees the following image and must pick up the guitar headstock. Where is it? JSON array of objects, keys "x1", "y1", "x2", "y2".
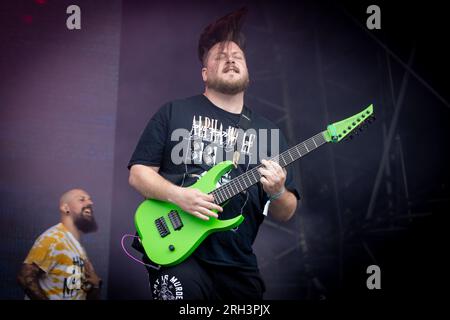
[{"x1": 324, "y1": 104, "x2": 375, "y2": 143}]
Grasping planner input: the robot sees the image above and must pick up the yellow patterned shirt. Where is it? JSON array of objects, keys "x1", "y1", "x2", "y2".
[{"x1": 24, "y1": 223, "x2": 88, "y2": 300}]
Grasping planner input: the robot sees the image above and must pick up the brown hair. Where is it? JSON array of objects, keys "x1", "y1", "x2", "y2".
[{"x1": 198, "y1": 7, "x2": 248, "y2": 66}]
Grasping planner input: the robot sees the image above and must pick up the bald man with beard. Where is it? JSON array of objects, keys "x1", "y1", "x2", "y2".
[{"x1": 17, "y1": 189, "x2": 102, "y2": 300}]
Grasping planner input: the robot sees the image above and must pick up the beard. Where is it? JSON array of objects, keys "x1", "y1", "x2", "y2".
[
  {"x1": 73, "y1": 206, "x2": 98, "y2": 233},
  {"x1": 206, "y1": 72, "x2": 249, "y2": 95}
]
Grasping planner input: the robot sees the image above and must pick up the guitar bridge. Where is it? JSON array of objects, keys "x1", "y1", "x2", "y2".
[
  {"x1": 155, "y1": 217, "x2": 170, "y2": 238},
  {"x1": 168, "y1": 210, "x2": 183, "y2": 231}
]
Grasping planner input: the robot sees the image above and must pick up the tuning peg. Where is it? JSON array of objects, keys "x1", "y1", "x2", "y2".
[{"x1": 345, "y1": 134, "x2": 354, "y2": 142}]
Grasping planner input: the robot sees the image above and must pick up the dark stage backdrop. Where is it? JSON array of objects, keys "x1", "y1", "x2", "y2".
[
  {"x1": 0, "y1": 0, "x2": 122, "y2": 299},
  {"x1": 1, "y1": 0, "x2": 448, "y2": 300}
]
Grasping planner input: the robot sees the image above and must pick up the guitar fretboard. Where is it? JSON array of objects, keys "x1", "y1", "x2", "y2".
[{"x1": 210, "y1": 131, "x2": 328, "y2": 204}]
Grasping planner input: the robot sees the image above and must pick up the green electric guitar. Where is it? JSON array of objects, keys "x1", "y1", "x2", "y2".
[{"x1": 134, "y1": 104, "x2": 374, "y2": 266}]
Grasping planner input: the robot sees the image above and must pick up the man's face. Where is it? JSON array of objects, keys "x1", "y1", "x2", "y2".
[
  {"x1": 202, "y1": 41, "x2": 249, "y2": 95},
  {"x1": 66, "y1": 190, "x2": 98, "y2": 233}
]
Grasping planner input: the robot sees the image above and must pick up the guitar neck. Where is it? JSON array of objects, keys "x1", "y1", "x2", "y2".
[{"x1": 210, "y1": 131, "x2": 328, "y2": 204}]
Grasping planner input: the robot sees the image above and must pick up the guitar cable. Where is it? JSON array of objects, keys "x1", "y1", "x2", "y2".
[{"x1": 120, "y1": 234, "x2": 161, "y2": 270}]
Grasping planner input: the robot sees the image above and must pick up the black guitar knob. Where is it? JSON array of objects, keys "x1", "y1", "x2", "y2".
[{"x1": 169, "y1": 245, "x2": 175, "y2": 251}]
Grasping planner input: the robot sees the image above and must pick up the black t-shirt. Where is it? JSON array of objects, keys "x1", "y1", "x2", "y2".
[{"x1": 128, "y1": 94, "x2": 300, "y2": 270}]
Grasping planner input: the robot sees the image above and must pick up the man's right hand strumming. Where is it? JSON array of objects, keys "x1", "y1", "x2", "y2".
[{"x1": 129, "y1": 164, "x2": 223, "y2": 221}]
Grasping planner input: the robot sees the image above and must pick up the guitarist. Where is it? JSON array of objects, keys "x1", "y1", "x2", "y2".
[{"x1": 128, "y1": 8, "x2": 300, "y2": 300}]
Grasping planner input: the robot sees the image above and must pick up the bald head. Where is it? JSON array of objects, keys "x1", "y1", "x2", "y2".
[
  {"x1": 59, "y1": 188, "x2": 94, "y2": 216},
  {"x1": 60, "y1": 189, "x2": 88, "y2": 207},
  {"x1": 59, "y1": 188, "x2": 97, "y2": 234}
]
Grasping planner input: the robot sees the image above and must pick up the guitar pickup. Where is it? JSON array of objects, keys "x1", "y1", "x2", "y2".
[
  {"x1": 168, "y1": 210, "x2": 183, "y2": 231},
  {"x1": 155, "y1": 217, "x2": 170, "y2": 238}
]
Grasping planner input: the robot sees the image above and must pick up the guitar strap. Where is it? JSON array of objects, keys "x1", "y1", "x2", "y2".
[{"x1": 237, "y1": 105, "x2": 252, "y2": 131}]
